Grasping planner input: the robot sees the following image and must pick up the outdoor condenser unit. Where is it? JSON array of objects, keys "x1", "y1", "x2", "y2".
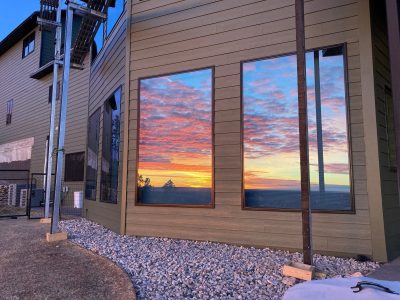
[
  {"x1": 20, "y1": 189, "x2": 28, "y2": 208},
  {"x1": 8, "y1": 184, "x2": 17, "y2": 206}
]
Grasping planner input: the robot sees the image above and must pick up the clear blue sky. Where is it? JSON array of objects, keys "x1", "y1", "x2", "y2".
[{"x1": 0, "y1": 0, "x2": 39, "y2": 41}]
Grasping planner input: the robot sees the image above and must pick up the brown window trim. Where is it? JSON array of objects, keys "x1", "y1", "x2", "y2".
[
  {"x1": 135, "y1": 66, "x2": 216, "y2": 209},
  {"x1": 240, "y1": 43, "x2": 355, "y2": 214}
]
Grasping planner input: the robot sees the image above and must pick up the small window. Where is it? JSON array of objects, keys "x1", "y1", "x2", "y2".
[
  {"x1": 85, "y1": 109, "x2": 101, "y2": 200},
  {"x1": 22, "y1": 33, "x2": 35, "y2": 58},
  {"x1": 137, "y1": 69, "x2": 213, "y2": 206},
  {"x1": 100, "y1": 88, "x2": 121, "y2": 203},
  {"x1": 64, "y1": 152, "x2": 85, "y2": 182},
  {"x1": 48, "y1": 81, "x2": 61, "y2": 103},
  {"x1": 243, "y1": 45, "x2": 352, "y2": 211},
  {"x1": 6, "y1": 99, "x2": 13, "y2": 125}
]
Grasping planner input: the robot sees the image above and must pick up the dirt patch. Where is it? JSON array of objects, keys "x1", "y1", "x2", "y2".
[{"x1": 0, "y1": 218, "x2": 136, "y2": 300}]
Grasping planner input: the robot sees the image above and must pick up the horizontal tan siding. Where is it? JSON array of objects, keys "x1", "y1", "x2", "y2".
[
  {"x1": 84, "y1": 9, "x2": 127, "y2": 233},
  {"x1": 125, "y1": 0, "x2": 373, "y2": 256}
]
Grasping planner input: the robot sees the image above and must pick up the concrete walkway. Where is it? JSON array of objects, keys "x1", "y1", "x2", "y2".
[
  {"x1": 369, "y1": 258, "x2": 400, "y2": 281},
  {"x1": 0, "y1": 218, "x2": 136, "y2": 300}
]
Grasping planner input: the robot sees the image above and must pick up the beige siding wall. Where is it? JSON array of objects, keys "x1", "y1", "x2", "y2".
[
  {"x1": 370, "y1": 0, "x2": 400, "y2": 260},
  {"x1": 84, "y1": 8, "x2": 127, "y2": 233},
  {"x1": 0, "y1": 27, "x2": 90, "y2": 209},
  {"x1": 0, "y1": 28, "x2": 49, "y2": 176},
  {"x1": 125, "y1": 0, "x2": 374, "y2": 256}
]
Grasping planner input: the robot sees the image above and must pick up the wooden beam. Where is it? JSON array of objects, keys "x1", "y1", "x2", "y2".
[
  {"x1": 386, "y1": 0, "x2": 400, "y2": 196},
  {"x1": 295, "y1": 0, "x2": 313, "y2": 265}
]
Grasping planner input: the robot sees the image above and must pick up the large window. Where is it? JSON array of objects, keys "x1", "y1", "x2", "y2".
[
  {"x1": 85, "y1": 109, "x2": 101, "y2": 200},
  {"x1": 243, "y1": 45, "x2": 351, "y2": 211},
  {"x1": 137, "y1": 69, "x2": 213, "y2": 206},
  {"x1": 65, "y1": 152, "x2": 85, "y2": 182},
  {"x1": 22, "y1": 33, "x2": 35, "y2": 58},
  {"x1": 100, "y1": 88, "x2": 121, "y2": 203}
]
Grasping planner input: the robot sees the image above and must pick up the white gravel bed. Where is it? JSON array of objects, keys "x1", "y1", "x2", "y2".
[{"x1": 60, "y1": 218, "x2": 380, "y2": 300}]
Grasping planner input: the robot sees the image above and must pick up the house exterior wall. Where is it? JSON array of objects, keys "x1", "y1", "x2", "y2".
[
  {"x1": 124, "y1": 0, "x2": 379, "y2": 258},
  {"x1": 84, "y1": 7, "x2": 127, "y2": 233},
  {"x1": 0, "y1": 25, "x2": 90, "y2": 210}
]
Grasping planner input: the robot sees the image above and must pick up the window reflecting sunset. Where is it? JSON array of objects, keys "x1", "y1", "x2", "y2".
[{"x1": 138, "y1": 69, "x2": 213, "y2": 205}]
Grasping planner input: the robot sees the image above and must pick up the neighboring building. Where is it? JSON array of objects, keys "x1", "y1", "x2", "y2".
[
  {"x1": 0, "y1": 11, "x2": 90, "y2": 211},
  {"x1": 1, "y1": 0, "x2": 400, "y2": 262}
]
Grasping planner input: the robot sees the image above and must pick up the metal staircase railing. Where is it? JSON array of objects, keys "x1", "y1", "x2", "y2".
[
  {"x1": 38, "y1": 0, "x2": 60, "y2": 31},
  {"x1": 69, "y1": 0, "x2": 110, "y2": 66},
  {"x1": 38, "y1": 0, "x2": 109, "y2": 67}
]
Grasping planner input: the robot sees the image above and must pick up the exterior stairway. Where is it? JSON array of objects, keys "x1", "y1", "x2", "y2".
[
  {"x1": 70, "y1": 0, "x2": 112, "y2": 66},
  {"x1": 39, "y1": 0, "x2": 111, "y2": 67}
]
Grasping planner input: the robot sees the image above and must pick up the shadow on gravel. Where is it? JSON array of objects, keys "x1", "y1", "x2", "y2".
[{"x1": 0, "y1": 218, "x2": 136, "y2": 300}]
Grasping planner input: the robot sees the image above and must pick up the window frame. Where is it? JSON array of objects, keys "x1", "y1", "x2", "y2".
[
  {"x1": 64, "y1": 152, "x2": 85, "y2": 182},
  {"x1": 100, "y1": 86, "x2": 122, "y2": 204},
  {"x1": 135, "y1": 67, "x2": 216, "y2": 208},
  {"x1": 22, "y1": 32, "x2": 35, "y2": 58},
  {"x1": 240, "y1": 43, "x2": 355, "y2": 214}
]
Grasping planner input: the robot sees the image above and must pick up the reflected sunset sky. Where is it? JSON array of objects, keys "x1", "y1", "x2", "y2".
[
  {"x1": 138, "y1": 52, "x2": 350, "y2": 192},
  {"x1": 138, "y1": 69, "x2": 213, "y2": 188},
  {"x1": 243, "y1": 51, "x2": 350, "y2": 191}
]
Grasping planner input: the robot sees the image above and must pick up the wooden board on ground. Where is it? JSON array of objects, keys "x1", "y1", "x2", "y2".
[{"x1": 283, "y1": 262, "x2": 315, "y2": 281}]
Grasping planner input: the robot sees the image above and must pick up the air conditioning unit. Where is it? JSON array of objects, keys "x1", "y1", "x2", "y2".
[
  {"x1": 8, "y1": 184, "x2": 17, "y2": 206},
  {"x1": 20, "y1": 189, "x2": 28, "y2": 208}
]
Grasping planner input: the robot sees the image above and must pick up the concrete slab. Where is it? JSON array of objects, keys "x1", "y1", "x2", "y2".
[
  {"x1": 0, "y1": 218, "x2": 136, "y2": 299},
  {"x1": 369, "y1": 257, "x2": 400, "y2": 281}
]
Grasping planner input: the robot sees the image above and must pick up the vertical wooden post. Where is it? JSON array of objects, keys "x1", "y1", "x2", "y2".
[
  {"x1": 386, "y1": 0, "x2": 400, "y2": 195},
  {"x1": 295, "y1": 0, "x2": 313, "y2": 265}
]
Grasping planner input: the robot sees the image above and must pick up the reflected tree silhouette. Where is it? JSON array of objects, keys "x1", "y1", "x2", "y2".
[
  {"x1": 163, "y1": 179, "x2": 175, "y2": 189},
  {"x1": 138, "y1": 175, "x2": 152, "y2": 189}
]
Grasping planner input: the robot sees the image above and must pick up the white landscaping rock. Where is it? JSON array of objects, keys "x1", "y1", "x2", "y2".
[{"x1": 60, "y1": 219, "x2": 380, "y2": 300}]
